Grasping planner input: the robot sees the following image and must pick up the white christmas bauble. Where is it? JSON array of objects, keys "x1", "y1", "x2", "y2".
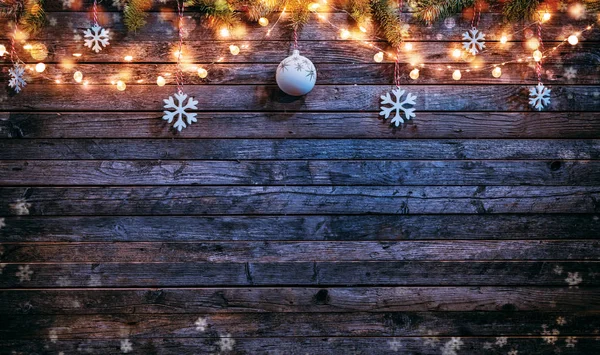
[{"x1": 276, "y1": 49, "x2": 317, "y2": 96}]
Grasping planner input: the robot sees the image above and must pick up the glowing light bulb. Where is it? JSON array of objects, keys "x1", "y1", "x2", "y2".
[
  {"x1": 340, "y1": 29, "x2": 351, "y2": 40},
  {"x1": 542, "y1": 12, "x2": 551, "y2": 22},
  {"x1": 452, "y1": 48, "x2": 462, "y2": 58},
  {"x1": 568, "y1": 34, "x2": 578, "y2": 45},
  {"x1": 156, "y1": 76, "x2": 166, "y2": 86},
  {"x1": 220, "y1": 28, "x2": 230, "y2": 37},
  {"x1": 308, "y1": 2, "x2": 320, "y2": 11},
  {"x1": 229, "y1": 45, "x2": 240, "y2": 55},
  {"x1": 373, "y1": 51, "x2": 384, "y2": 63},
  {"x1": 404, "y1": 42, "x2": 413, "y2": 51},
  {"x1": 35, "y1": 62, "x2": 46, "y2": 73},
  {"x1": 409, "y1": 68, "x2": 419, "y2": 80},
  {"x1": 0, "y1": 44, "x2": 6, "y2": 56},
  {"x1": 124, "y1": 55, "x2": 133, "y2": 62},
  {"x1": 73, "y1": 71, "x2": 83, "y2": 83},
  {"x1": 72, "y1": 53, "x2": 82, "y2": 57},
  {"x1": 500, "y1": 35, "x2": 508, "y2": 44},
  {"x1": 533, "y1": 49, "x2": 543, "y2": 62},
  {"x1": 258, "y1": 17, "x2": 269, "y2": 27},
  {"x1": 197, "y1": 67, "x2": 208, "y2": 78},
  {"x1": 23, "y1": 43, "x2": 33, "y2": 50},
  {"x1": 452, "y1": 70, "x2": 461, "y2": 80},
  {"x1": 116, "y1": 80, "x2": 126, "y2": 91},
  {"x1": 492, "y1": 67, "x2": 502, "y2": 78},
  {"x1": 359, "y1": 26, "x2": 367, "y2": 33}
]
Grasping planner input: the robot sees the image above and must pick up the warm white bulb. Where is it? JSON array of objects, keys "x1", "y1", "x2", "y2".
[
  {"x1": 404, "y1": 42, "x2": 413, "y2": 51},
  {"x1": 229, "y1": 45, "x2": 240, "y2": 55},
  {"x1": 198, "y1": 67, "x2": 208, "y2": 78},
  {"x1": 568, "y1": 35, "x2": 578, "y2": 45},
  {"x1": 73, "y1": 71, "x2": 83, "y2": 83},
  {"x1": 156, "y1": 76, "x2": 166, "y2": 86},
  {"x1": 220, "y1": 28, "x2": 230, "y2": 37},
  {"x1": 359, "y1": 26, "x2": 367, "y2": 33},
  {"x1": 452, "y1": 48, "x2": 462, "y2": 58},
  {"x1": 533, "y1": 49, "x2": 543, "y2": 62},
  {"x1": 542, "y1": 12, "x2": 551, "y2": 22},
  {"x1": 409, "y1": 68, "x2": 419, "y2": 80},
  {"x1": 124, "y1": 55, "x2": 133, "y2": 62},
  {"x1": 258, "y1": 17, "x2": 269, "y2": 27},
  {"x1": 340, "y1": 29, "x2": 351, "y2": 40},
  {"x1": 35, "y1": 62, "x2": 46, "y2": 73},
  {"x1": 0, "y1": 44, "x2": 6, "y2": 56},
  {"x1": 492, "y1": 67, "x2": 502, "y2": 78},
  {"x1": 500, "y1": 35, "x2": 508, "y2": 44},
  {"x1": 452, "y1": 70, "x2": 461, "y2": 80},
  {"x1": 116, "y1": 80, "x2": 126, "y2": 91},
  {"x1": 373, "y1": 51, "x2": 384, "y2": 63},
  {"x1": 307, "y1": 2, "x2": 320, "y2": 11}
]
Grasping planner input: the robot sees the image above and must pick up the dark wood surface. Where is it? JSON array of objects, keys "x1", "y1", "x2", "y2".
[{"x1": 1, "y1": 5, "x2": 599, "y2": 355}]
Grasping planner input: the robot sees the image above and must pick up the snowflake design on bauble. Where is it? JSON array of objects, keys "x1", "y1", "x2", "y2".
[
  {"x1": 529, "y1": 83, "x2": 551, "y2": 111},
  {"x1": 163, "y1": 92, "x2": 199, "y2": 131},
  {"x1": 379, "y1": 87, "x2": 417, "y2": 126},
  {"x1": 83, "y1": 24, "x2": 110, "y2": 53},
  {"x1": 462, "y1": 27, "x2": 485, "y2": 55},
  {"x1": 8, "y1": 63, "x2": 26, "y2": 93}
]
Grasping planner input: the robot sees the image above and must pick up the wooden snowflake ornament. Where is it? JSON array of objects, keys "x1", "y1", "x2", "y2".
[
  {"x1": 163, "y1": 92, "x2": 199, "y2": 131},
  {"x1": 462, "y1": 27, "x2": 485, "y2": 55},
  {"x1": 83, "y1": 24, "x2": 110, "y2": 53},
  {"x1": 529, "y1": 83, "x2": 551, "y2": 111},
  {"x1": 379, "y1": 87, "x2": 417, "y2": 126}
]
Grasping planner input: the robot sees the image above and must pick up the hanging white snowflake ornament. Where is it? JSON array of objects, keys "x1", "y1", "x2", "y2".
[
  {"x1": 529, "y1": 83, "x2": 551, "y2": 111},
  {"x1": 8, "y1": 63, "x2": 26, "y2": 93},
  {"x1": 163, "y1": 92, "x2": 199, "y2": 131},
  {"x1": 379, "y1": 87, "x2": 417, "y2": 126},
  {"x1": 462, "y1": 27, "x2": 485, "y2": 55},
  {"x1": 83, "y1": 24, "x2": 110, "y2": 53}
]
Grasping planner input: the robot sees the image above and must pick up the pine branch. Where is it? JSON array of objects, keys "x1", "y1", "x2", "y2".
[
  {"x1": 123, "y1": 0, "x2": 152, "y2": 32},
  {"x1": 415, "y1": 0, "x2": 475, "y2": 25},
  {"x1": 186, "y1": 0, "x2": 240, "y2": 30},
  {"x1": 344, "y1": 0, "x2": 372, "y2": 30},
  {"x1": 20, "y1": 0, "x2": 46, "y2": 35},
  {"x1": 370, "y1": 0, "x2": 407, "y2": 47},
  {"x1": 503, "y1": 0, "x2": 540, "y2": 21},
  {"x1": 244, "y1": 0, "x2": 279, "y2": 21},
  {"x1": 286, "y1": 0, "x2": 310, "y2": 30}
]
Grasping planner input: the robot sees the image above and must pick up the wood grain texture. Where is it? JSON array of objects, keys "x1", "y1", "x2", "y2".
[
  {"x1": 2, "y1": 112, "x2": 600, "y2": 139},
  {"x1": 1, "y1": 139, "x2": 599, "y2": 160},
  {"x1": 1, "y1": 160, "x2": 599, "y2": 186},
  {"x1": 2, "y1": 215, "x2": 598, "y2": 242},
  {"x1": 1, "y1": 287, "x2": 598, "y2": 314},
  {"x1": 0, "y1": 262, "x2": 596, "y2": 287}
]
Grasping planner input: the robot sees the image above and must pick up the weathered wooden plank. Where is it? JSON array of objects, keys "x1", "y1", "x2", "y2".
[
  {"x1": 7, "y1": 12, "x2": 599, "y2": 42},
  {"x1": 1, "y1": 160, "x2": 598, "y2": 186},
  {"x1": 2, "y1": 112, "x2": 600, "y2": 139},
  {"x1": 0, "y1": 262, "x2": 596, "y2": 287},
  {"x1": 0, "y1": 186, "x2": 599, "y2": 216},
  {"x1": 4, "y1": 63, "x2": 600, "y2": 85},
  {"x1": 1, "y1": 139, "x2": 599, "y2": 160},
  {"x1": 1, "y1": 215, "x2": 599, "y2": 242},
  {"x1": 7, "y1": 40, "x2": 599, "y2": 64},
  {"x1": 2, "y1": 240, "x2": 599, "y2": 262},
  {"x1": 1, "y1": 287, "x2": 598, "y2": 314},
  {"x1": 3, "y1": 85, "x2": 599, "y2": 112},
  {"x1": 1, "y1": 312, "x2": 599, "y2": 338},
  {"x1": 2, "y1": 337, "x2": 600, "y2": 355}
]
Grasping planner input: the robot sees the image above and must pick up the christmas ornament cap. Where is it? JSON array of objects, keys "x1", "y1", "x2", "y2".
[{"x1": 276, "y1": 49, "x2": 317, "y2": 96}]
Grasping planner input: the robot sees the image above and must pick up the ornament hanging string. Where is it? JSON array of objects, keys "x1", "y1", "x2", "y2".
[
  {"x1": 393, "y1": 0, "x2": 403, "y2": 88},
  {"x1": 293, "y1": 27, "x2": 298, "y2": 50},
  {"x1": 471, "y1": 1, "x2": 481, "y2": 29},
  {"x1": 176, "y1": 0, "x2": 185, "y2": 95},
  {"x1": 10, "y1": 3, "x2": 21, "y2": 65},
  {"x1": 535, "y1": 15, "x2": 544, "y2": 84},
  {"x1": 92, "y1": 0, "x2": 99, "y2": 26}
]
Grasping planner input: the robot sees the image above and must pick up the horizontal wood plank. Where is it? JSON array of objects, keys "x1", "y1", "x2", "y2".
[
  {"x1": 2, "y1": 112, "x2": 600, "y2": 139},
  {"x1": 1, "y1": 160, "x2": 598, "y2": 186},
  {"x1": 2, "y1": 337, "x2": 600, "y2": 355},
  {"x1": 0, "y1": 262, "x2": 596, "y2": 287},
  {"x1": 1, "y1": 139, "x2": 599, "y2": 160},
  {"x1": 2, "y1": 85, "x2": 599, "y2": 112},
  {"x1": 1, "y1": 287, "x2": 598, "y2": 314},
  {"x1": 1, "y1": 215, "x2": 599, "y2": 242},
  {"x1": 1, "y1": 312, "x2": 599, "y2": 338},
  {"x1": 1, "y1": 240, "x2": 599, "y2": 262}
]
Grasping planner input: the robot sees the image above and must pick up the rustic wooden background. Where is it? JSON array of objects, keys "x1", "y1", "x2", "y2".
[{"x1": 1, "y1": 1, "x2": 599, "y2": 354}]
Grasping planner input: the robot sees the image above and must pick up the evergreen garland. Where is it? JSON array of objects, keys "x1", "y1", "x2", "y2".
[
  {"x1": 345, "y1": 0, "x2": 372, "y2": 31},
  {"x1": 286, "y1": 0, "x2": 311, "y2": 30},
  {"x1": 415, "y1": 0, "x2": 475, "y2": 25},
  {"x1": 370, "y1": 0, "x2": 407, "y2": 48},
  {"x1": 503, "y1": 0, "x2": 540, "y2": 21},
  {"x1": 0, "y1": 0, "x2": 46, "y2": 34},
  {"x1": 124, "y1": 0, "x2": 152, "y2": 32},
  {"x1": 186, "y1": 0, "x2": 240, "y2": 30}
]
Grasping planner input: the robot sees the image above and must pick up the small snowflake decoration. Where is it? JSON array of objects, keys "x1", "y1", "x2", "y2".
[
  {"x1": 495, "y1": 336, "x2": 508, "y2": 347},
  {"x1": 565, "y1": 272, "x2": 582, "y2": 288},
  {"x1": 462, "y1": 27, "x2": 486, "y2": 55},
  {"x1": 218, "y1": 333, "x2": 235, "y2": 352},
  {"x1": 388, "y1": 339, "x2": 403, "y2": 351},
  {"x1": 564, "y1": 67, "x2": 577, "y2": 81},
  {"x1": 529, "y1": 83, "x2": 551, "y2": 111},
  {"x1": 379, "y1": 87, "x2": 417, "y2": 126},
  {"x1": 163, "y1": 92, "x2": 199, "y2": 131},
  {"x1": 120, "y1": 338, "x2": 133, "y2": 353},
  {"x1": 566, "y1": 336, "x2": 578, "y2": 348},
  {"x1": 8, "y1": 63, "x2": 27, "y2": 93},
  {"x1": 83, "y1": 24, "x2": 110, "y2": 53},
  {"x1": 16, "y1": 265, "x2": 33, "y2": 282},
  {"x1": 194, "y1": 317, "x2": 208, "y2": 332}
]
